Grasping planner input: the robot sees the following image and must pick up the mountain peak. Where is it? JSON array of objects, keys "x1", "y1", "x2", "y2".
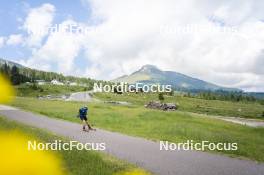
[
  {"x1": 141, "y1": 64, "x2": 158, "y2": 69},
  {"x1": 138, "y1": 64, "x2": 160, "y2": 73},
  {"x1": 114, "y1": 64, "x2": 238, "y2": 92}
]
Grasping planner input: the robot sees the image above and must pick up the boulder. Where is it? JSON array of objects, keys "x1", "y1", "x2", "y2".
[{"x1": 145, "y1": 101, "x2": 177, "y2": 111}]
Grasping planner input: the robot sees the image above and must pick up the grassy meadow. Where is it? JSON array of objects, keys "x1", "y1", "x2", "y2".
[
  {"x1": 15, "y1": 83, "x2": 89, "y2": 97},
  {"x1": 0, "y1": 116, "x2": 149, "y2": 175},
  {"x1": 95, "y1": 92, "x2": 264, "y2": 119},
  {"x1": 11, "y1": 97, "x2": 264, "y2": 162}
]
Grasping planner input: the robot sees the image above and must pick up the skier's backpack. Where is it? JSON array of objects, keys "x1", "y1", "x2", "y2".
[{"x1": 79, "y1": 107, "x2": 88, "y2": 116}]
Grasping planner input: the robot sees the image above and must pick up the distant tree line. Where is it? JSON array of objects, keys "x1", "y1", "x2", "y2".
[
  {"x1": 0, "y1": 63, "x2": 108, "y2": 88},
  {"x1": 197, "y1": 91, "x2": 256, "y2": 102},
  {"x1": 182, "y1": 89, "x2": 264, "y2": 105},
  {"x1": 0, "y1": 63, "x2": 29, "y2": 85}
]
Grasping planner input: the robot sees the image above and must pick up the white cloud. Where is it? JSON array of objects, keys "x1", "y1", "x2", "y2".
[
  {"x1": 23, "y1": 20, "x2": 85, "y2": 75},
  {"x1": 21, "y1": 4, "x2": 89, "y2": 76},
  {"x1": 0, "y1": 37, "x2": 4, "y2": 48},
  {"x1": 23, "y1": 3, "x2": 55, "y2": 47},
  {"x1": 79, "y1": 0, "x2": 264, "y2": 91},
  {"x1": 6, "y1": 34, "x2": 23, "y2": 46},
  {"x1": 19, "y1": 1, "x2": 264, "y2": 91}
]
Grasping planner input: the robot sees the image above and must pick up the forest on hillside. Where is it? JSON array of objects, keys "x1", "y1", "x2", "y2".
[{"x1": 0, "y1": 62, "x2": 107, "y2": 88}]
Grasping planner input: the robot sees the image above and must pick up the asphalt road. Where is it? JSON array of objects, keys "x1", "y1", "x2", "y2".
[{"x1": 0, "y1": 105, "x2": 264, "y2": 175}]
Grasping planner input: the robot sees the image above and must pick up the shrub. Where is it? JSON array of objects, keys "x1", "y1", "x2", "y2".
[
  {"x1": 158, "y1": 93, "x2": 164, "y2": 101},
  {"x1": 31, "y1": 83, "x2": 38, "y2": 90}
]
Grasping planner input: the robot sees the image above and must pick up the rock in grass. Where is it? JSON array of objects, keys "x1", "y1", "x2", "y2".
[{"x1": 145, "y1": 101, "x2": 177, "y2": 111}]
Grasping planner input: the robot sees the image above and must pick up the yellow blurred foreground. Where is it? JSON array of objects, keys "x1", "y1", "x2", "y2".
[
  {"x1": 0, "y1": 132, "x2": 65, "y2": 175},
  {"x1": 0, "y1": 74, "x2": 15, "y2": 104},
  {"x1": 115, "y1": 169, "x2": 150, "y2": 175}
]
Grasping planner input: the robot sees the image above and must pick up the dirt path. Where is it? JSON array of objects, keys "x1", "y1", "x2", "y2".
[
  {"x1": 66, "y1": 91, "x2": 94, "y2": 102},
  {"x1": 185, "y1": 111, "x2": 264, "y2": 127},
  {"x1": 219, "y1": 117, "x2": 264, "y2": 127}
]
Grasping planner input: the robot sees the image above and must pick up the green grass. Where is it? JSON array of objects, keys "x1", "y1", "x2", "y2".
[
  {"x1": 15, "y1": 84, "x2": 264, "y2": 119},
  {"x1": 11, "y1": 97, "x2": 264, "y2": 162},
  {"x1": 95, "y1": 93, "x2": 264, "y2": 119},
  {"x1": 0, "y1": 116, "x2": 149, "y2": 175},
  {"x1": 15, "y1": 83, "x2": 89, "y2": 97}
]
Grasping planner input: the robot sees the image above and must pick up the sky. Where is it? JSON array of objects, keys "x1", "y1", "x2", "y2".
[{"x1": 0, "y1": 0, "x2": 264, "y2": 92}]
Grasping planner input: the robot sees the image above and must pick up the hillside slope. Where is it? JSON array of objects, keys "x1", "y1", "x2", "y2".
[{"x1": 114, "y1": 65, "x2": 238, "y2": 91}]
